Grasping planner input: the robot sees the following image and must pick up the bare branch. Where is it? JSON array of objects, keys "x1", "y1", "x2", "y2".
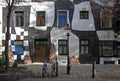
[{"x1": 5, "y1": 0, "x2": 9, "y2": 4}]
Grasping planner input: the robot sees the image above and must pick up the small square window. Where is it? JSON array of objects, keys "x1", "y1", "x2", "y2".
[{"x1": 80, "y1": 11, "x2": 89, "y2": 19}]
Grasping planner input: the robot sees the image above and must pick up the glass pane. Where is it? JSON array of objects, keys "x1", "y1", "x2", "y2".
[
  {"x1": 102, "y1": 46, "x2": 113, "y2": 56},
  {"x1": 35, "y1": 41, "x2": 39, "y2": 45},
  {"x1": 80, "y1": 11, "x2": 88, "y2": 19},
  {"x1": 59, "y1": 11, "x2": 67, "y2": 16},
  {"x1": 81, "y1": 46, "x2": 84, "y2": 54},
  {"x1": 36, "y1": 11, "x2": 45, "y2": 26},
  {"x1": 101, "y1": 42, "x2": 113, "y2": 45},
  {"x1": 15, "y1": 11, "x2": 24, "y2": 26},
  {"x1": 59, "y1": 16, "x2": 62, "y2": 26},
  {"x1": 81, "y1": 40, "x2": 88, "y2": 45},
  {"x1": 58, "y1": 11, "x2": 67, "y2": 27},
  {"x1": 59, "y1": 40, "x2": 67, "y2": 45},
  {"x1": 59, "y1": 46, "x2": 62, "y2": 54},
  {"x1": 85, "y1": 46, "x2": 88, "y2": 54},
  {"x1": 63, "y1": 46, "x2": 67, "y2": 54}
]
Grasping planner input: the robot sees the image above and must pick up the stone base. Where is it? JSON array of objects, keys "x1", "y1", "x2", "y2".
[{"x1": 70, "y1": 56, "x2": 80, "y2": 64}]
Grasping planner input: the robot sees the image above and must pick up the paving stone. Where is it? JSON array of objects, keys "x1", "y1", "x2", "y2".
[{"x1": 18, "y1": 64, "x2": 120, "y2": 81}]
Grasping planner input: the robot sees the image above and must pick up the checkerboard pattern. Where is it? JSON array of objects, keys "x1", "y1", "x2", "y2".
[{"x1": 2, "y1": 26, "x2": 29, "y2": 60}]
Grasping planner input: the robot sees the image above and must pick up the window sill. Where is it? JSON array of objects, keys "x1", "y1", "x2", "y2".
[{"x1": 57, "y1": 26, "x2": 70, "y2": 30}]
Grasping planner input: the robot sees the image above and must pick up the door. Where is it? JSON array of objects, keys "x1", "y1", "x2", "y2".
[{"x1": 35, "y1": 46, "x2": 47, "y2": 62}]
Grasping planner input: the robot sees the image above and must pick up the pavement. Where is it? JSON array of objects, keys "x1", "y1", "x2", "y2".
[{"x1": 18, "y1": 63, "x2": 120, "y2": 81}]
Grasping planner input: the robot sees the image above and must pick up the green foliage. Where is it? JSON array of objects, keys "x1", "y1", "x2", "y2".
[
  {"x1": 12, "y1": 61, "x2": 18, "y2": 68},
  {"x1": 0, "y1": 52, "x2": 5, "y2": 68},
  {"x1": 2, "y1": 52, "x2": 5, "y2": 65}
]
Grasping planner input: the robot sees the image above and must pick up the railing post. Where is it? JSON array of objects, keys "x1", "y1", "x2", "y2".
[
  {"x1": 56, "y1": 57, "x2": 58, "y2": 77},
  {"x1": 92, "y1": 61, "x2": 96, "y2": 78}
]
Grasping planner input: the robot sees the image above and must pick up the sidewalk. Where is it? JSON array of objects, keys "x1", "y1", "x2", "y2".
[{"x1": 18, "y1": 64, "x2": 120, "y2": 81}]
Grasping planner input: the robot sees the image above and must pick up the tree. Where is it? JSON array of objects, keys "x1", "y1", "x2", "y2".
[{"x1": 3, "y1": 0, "x2": 23, "y2": 72}]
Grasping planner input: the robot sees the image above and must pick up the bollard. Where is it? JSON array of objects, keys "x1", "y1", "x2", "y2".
[
  {"x1": 56, "y1": 60, "x2": 58, "y2": 77},
  {"x1": 92, "y1": 61, "x2": 96, "y2": 78},
  {"x1": 51, "y1": 62, "x2": 56, "y2": 77},
  {"x1": 51, "y1": 59, "x2": 58, "y2": 77},
  {"x1": 42, "y1": 62, "x2": 48, "y2": 78}
]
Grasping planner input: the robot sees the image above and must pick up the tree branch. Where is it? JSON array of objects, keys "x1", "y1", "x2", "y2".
[
  {"x1": 10, "y1": 0, "x2": 15, "y2": 7},
  {"x1": 5, "y1": 0, "x2": 9, "y2": 4}
]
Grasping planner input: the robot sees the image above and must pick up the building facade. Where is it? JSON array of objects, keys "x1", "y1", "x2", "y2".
[
  {"x1": 2, "y1": 0, "x2": 120, "y2": 64},
  {"x1": 0, "y1": 2, "x2": 3, "y2": 56}
]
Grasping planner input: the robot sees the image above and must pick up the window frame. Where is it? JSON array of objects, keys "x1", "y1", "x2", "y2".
[
  {"x1": 36, "y1": 11, "x2": 45, "y2": 26},
  {"x1": 100, "y1": 10, "x2": 112, "y2": 28},
  {"x1": 15, "y1": 11, "x2": 24, "y2": 27},
  {"x1": 57, "y1": 10, "x2": 68, "y2": 27},
  {"x1": 58, "y1": 39, "x2": 68, "y2": 55},
  {"x1": 80, "y1": 11, "x2": 89, "y2": 19},
  {"x1": 80, "y1": 39, "x2": 89, "y2": 54},
  {"x1": 99, "y1": 41, "x2": 115, "y2": 57}
]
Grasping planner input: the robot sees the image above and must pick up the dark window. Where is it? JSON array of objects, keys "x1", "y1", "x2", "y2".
[
  {"x1": 116, "y1": 20, "x2": 120, "y2": 34},
  {"x1": 80, "y1": 11, "x2": 89, "y2": 19},
  {"x1": 80, "y1": 40, "x2": 89, "y2": 54},
  {"x1": 57, "y1": 11, "x2": 67, "y2": 27},
  {"x1": 36, "y1": 11, "x2": 45, "y2": 26},
  {"x1": 14, "y1": 40, "x2": 23, "y2": 55},
  {"x1": 100, "y1": 10, "x2": 112, "y2": 28},
  {"x1": 15, "y1": 11, "x2": 24, "y2": 26},
  {"x1": 99, "y1": 41, "x2": 114, "y2": 56},
  {"x1": 35, "y1": 39, "x2": 48, "y2": 46},
  {"x1": 58, "y1": 40, "x2": 67, "y2": 55},
  {"x1": 117, "y1": 42, "x2": 120, "y2": 57}
]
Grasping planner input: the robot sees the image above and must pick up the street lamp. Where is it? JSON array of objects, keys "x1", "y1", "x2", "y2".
[{"x1": 66, "y1": 32, "x2": 70, "y2": 74}]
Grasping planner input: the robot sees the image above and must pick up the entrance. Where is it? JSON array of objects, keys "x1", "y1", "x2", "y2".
[{"x1": 35, "y1": 39, "x2": 48, "y2": 62}]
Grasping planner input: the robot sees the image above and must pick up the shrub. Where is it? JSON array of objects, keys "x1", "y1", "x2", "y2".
[
  {"x1": 12, "y1": 61, "x2": 18, "y2": 68},
  {"x1": 0, "y1": 52, "x2": 5, "y2": 68}
]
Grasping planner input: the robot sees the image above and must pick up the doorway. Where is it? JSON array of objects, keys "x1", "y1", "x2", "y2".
[{"x1": 35, "y1": 39, "x2": 48, "y2": 62}]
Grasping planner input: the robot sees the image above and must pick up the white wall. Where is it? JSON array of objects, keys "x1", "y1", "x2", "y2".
[
  {"x1": 51, "y1": 27, "x2": 79, "y2": 65},
  {"x1": 29, "y1": 2, "x2": 55, "y2": 31},
  {"x1": 93, "y1": 0, "x2": 116, "y2": 7},
  {"x1": 0, "y1": 3, "x2": 2, "y2": 55},
  {"x1": 100, "y1": 57, "x2": 120, "y2": 64},
  {"x1": 72, "y1": 1, "x2": 95, "y2": 31},
  {"x1": 97, "y1": 30, "x2": 115, "y2": 40}
]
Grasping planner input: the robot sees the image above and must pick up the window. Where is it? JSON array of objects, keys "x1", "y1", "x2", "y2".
[
  {"x1": 14, "y1": 40, "x2": 23, "y2": 55},
  {"x1": 36, "y1": 11, "x2": 45, "y2": 26},
  {"x1": 80, "y1": 11, "x2": 89, "y2": 19},
  {"x1": 58, "y1": 40, "x2": 67, "y2": 55},
  {"x1": 117, "y1": 42, "x2": 120, "y2": 57},
  {"x1": 116, "y1": 20, "x2": 120, "y2": 34},
  {"x1": 57, "y1": 11, "x2": 67, "y2": 27},
  {"x1": 99, "y1": 41, "x2": 114, "y2": 56},
  {"x1": 80, "y1": 40, "x2": 89, "y2": 54},
  {"x1": 35, "y1": 39, "x2": 48, "y2": 46},
  {"x1": 100, "y1": 10, "x2": 112, "y2": 28},
  {"x1": 15, "y1": 11, "x2": 24, "y2": 26}
]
